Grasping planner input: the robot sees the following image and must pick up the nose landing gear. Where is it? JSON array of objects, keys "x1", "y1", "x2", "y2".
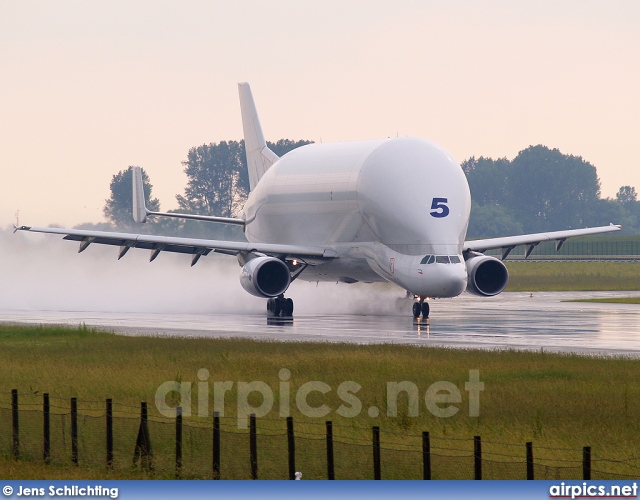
[
  {"x1": 412, "y1": 297, "x2": 430, "y2": 319},
  {"x1": 267, "y1": 295, "x2": 294, "y2": 317}
]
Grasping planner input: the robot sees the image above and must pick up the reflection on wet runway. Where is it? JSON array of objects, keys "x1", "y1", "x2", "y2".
[{"x1": 1, "y1": 291, "x2": 640, "y2": 356}]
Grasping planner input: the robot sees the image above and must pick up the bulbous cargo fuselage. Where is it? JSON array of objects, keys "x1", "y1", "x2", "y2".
[{"x1": 241, "y1": 137, "x2": 471, "y2": 297}]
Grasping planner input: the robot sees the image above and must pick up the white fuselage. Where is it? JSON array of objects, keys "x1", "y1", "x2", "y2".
[{"x1": 240, "y1": 137, "x2": 471, "y2": 298}]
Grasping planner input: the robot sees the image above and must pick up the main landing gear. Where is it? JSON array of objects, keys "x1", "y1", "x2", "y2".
[
  {"x1": 412, "y1": 297, "x2": 430, "y2": 320},
  {"x1": 267, "y1": 294, "x2": 294, "y2": 317}
]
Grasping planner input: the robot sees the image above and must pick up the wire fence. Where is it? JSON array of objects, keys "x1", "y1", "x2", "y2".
[{"x1": 1, "y1": 390, "x2": 639, "y2": 479}]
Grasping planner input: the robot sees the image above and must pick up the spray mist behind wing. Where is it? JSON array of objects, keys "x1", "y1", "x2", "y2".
[{"x1": 0, "y1": 228, "x2": 406, "y2": 316}]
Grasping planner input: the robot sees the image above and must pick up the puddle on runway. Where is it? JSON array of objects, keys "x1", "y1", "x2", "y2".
[{"x1": 1, "y1": 291, "x2": 639, "y2": 356}]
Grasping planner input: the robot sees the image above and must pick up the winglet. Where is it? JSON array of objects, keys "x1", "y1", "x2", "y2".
[
  {"x1": 132, "y1": 166, "x2": 148, "y2": 223},
  {"x1": 238, "y1": 83, "x2": 279, "y2": 191}
]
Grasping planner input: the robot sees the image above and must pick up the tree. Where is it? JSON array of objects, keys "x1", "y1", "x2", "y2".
[
  {"x1": 461, "y1": 145, "x2": 621, "y2": 236},
  {"x1": 177, "y1": 139, "x2": 313, "y2": 218},
  {"x1": 177, "y1": 140, "x2": 245, "y2": 218},
  {"x1": 461, "y1": 156, "x2": 510, "y2": 207},
  {"x1": 268, "y1": 139, "x2": 313, "y2": 157},
  {"x1": 590, "y1": 198, "x2": 630, "y2": 228},
  {"x1": 613, "y1": 186, "x2": 640, "y2": 233},
  {"x1": 616, "y1": 185, "x2": 638, "y2": 204},
  {"x1": 506, "y1": 145, "x2": 601, "y2": 232},
  {"x1": 103, "y1": 166, "x2": 160, "y2": 229},
  {"x1": 467, "y1": 202, "x2": 523, "y2": 238}
]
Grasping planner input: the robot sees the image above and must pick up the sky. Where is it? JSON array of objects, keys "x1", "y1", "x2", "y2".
[{"x1": 1, "y1": 0, "x2": 639, "y2": 228}]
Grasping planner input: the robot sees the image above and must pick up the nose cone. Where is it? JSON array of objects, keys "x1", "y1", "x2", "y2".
[
  {"x1": 436, "y1": 263, "x2": 468, "y2": 297},
  {"x1": 399, "y1": 259, "x2": 468, "y2": 298}
]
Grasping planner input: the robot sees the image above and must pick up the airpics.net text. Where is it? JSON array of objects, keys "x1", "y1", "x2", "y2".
[{"x1": 155, "y1": 369, "x2": 484, "y2": 428}]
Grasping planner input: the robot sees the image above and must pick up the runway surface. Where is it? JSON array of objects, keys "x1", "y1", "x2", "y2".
[{"x1": 1, "y1": 291, "x2": 640, "y2": 356}]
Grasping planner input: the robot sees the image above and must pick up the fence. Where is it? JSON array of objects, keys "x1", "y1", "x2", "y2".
[{"x1": 1, "y1": 390, "x2": 639, "y2": 479}]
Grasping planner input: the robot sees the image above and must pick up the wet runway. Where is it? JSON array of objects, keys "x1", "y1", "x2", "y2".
[{"x1": 1, "y1": 291, "x2": 640, "y2": 356}]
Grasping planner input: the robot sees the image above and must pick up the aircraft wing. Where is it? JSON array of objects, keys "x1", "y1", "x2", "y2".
[
  {"x1": 14, "y1": 225, "x2": 338, "y2": 266},
  {"x1": 463, "y1": 224, "x2": 622, "y2": 260}
]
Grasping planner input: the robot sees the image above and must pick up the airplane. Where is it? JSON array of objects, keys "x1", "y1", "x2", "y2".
[{"x1": 15, "y1": 83, "x2": 621, "y2": 319}]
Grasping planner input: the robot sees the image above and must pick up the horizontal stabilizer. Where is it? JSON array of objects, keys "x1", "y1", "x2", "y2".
[{"x1": 131, "y1": 167, "x2": 244, "y2": 226}]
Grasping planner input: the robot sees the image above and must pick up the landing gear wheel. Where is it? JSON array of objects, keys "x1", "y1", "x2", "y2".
[
  {"x1": 412, "y1": 302, "x2": 421, "y2": 319},
  {"x1": 273, "y1": 298, "x2": 283, "y2": 316},
  {"x1": 421, "y1": 301, "x2": 430, "y2": 319},
  {"x1": 267, "y1": 296, "x2": 294, "y2": 317},
  {"x1": 283, "y1": 298, "x2": 294, "y2": 316}
]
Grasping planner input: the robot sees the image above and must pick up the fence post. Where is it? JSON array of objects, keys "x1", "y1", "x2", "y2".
[
  {"x1": 71, "y1": 398, "x2": 78, "y2": 465},
  {"x1": 372, "y1": 426, "x2": 381, "y2": 480},
  {"x1": 526, "y1": 441, "x2": 534, "y2": 480},
  {"x1": 106, "y1": 399, "x2": 113, "y2": 468},
  {"x1": 43, "y1": 393, "x2": 50, "y2": 463},
  {"x1": 12, "y1": 389, "x2": 19, "y2": 459},
  {"x1": 250, "y1": 413, "x2": 258, "y2": 480},
  {"x1": 326, "y1": 421, "x2": 335, "y2": 480},
  {"x1": 133, "y1": 401, "x2": 153, "y2": 469},
  {"x1": 474, "y1": 435, "x2": 482, "y2": 480},
  {"x1": 213, "y1": 411, "x2": 220, "y2": 479},
  {"x1": 287, "y1": 416, "x2": 296, "y2": 480},
  {"x1": 175, "y1": 406, "x2": 182, "y2": 474},
  {"x1": 583, "y1": 446, "x2": 591, "y2": 480},
  {"x1": 422, "y1": 431, "x2": 431, "y2": 480}
]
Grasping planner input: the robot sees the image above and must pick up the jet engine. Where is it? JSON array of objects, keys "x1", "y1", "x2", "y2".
[
  {"x1": 464, "y1": 254, "x2": 509, "y2": 297},
  {"x1": 240, "y1": 256, "x2": 291, "y2": 298}
]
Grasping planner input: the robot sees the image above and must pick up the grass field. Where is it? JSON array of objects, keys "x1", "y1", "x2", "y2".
[
  {"x1": 566, "y1": 297, "x2": 640, "y2": 304},
  {"x1": 0, "y1": 324, "x2": 639, "y2": 479},
  {"x1": 505, "y1": 261, "x2": 640, "y2": 291}
]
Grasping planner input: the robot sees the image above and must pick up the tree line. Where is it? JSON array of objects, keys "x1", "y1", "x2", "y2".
[
  {"x1": 95, "y1": 141, "x2": 640, "y2": 239},
  {"x1": 463, "y1": 145, "x2": 639, "y2": 237}
]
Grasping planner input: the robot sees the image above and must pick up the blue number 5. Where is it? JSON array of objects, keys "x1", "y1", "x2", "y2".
[{"x1": 430, "y1": 198, "x2": 449, "y2": 218}]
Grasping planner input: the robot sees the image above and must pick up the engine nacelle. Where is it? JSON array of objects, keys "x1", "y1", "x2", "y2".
[
  {"x1": 240, "y1": 256, "x2": 291, "y2": 298},
  {"x1": 465, "y1": 254, "x2": 509, "y2": 297}
]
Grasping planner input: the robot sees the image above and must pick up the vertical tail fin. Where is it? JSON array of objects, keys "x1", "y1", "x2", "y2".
[{"x1": 238, "y1": 83, "x2": 279, "y2": 191}]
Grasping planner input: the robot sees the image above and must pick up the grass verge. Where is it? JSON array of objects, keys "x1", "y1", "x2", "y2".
[
  {"x1": 564, "y1": 297, "x2": 640, "y2": 304},
  {"x1": 505, "y1": 261, "x2": 640, "y2": 291},
  {"x1": 0, "y1": 324, "x2": 639, "y2": 479}
]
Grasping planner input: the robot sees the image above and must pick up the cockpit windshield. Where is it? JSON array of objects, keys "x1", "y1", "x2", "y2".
[{"x1": 420, "y1": 255, "x2": 462, "y2": 265}]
